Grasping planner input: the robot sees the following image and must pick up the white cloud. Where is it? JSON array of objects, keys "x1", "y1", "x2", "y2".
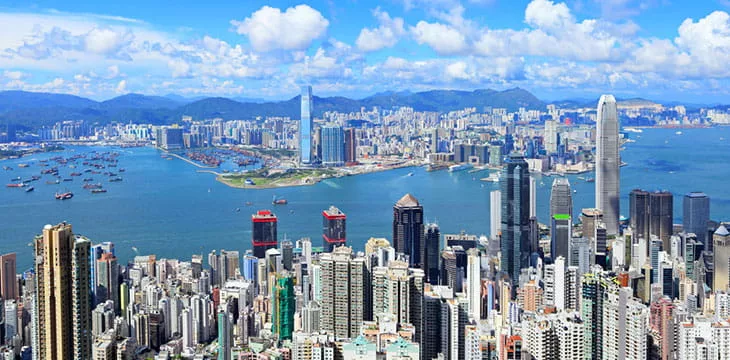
[
  {"x1": 231, "y1": 5, "x2": 329, "y2": 52},
  {"x1": 355, "y1": 8, "x2": 406, "y2": 52},
  {"x1": 2, "y1": 70, "x2": 27, "y2": 80},
  {"x1": 411, "y1": 21, "x2": 467, "y2": 54},
  {"x1": 445, "y1": 61, "x2": 470, "y2": 80},
  {"x1": 115, "y1": 79, "x2": 127, "y2": 93}
]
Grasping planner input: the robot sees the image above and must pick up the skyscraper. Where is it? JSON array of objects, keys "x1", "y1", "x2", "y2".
[
  {"x1": 300, "y1": 85, "x2": 313, "y2": 165},
  {"x1": 344, "y1": 128, "x2": 357, "y2": 164},
  {"x1": 321, "y1": 126, "x2": 345, "y2": 167},
  {"x1": 490, "y1": 190, "x2": 501, "y2": 241},
  {"x1": 96, "y1": 253, "x2": 120, "y2": 315},
  {"x1": 595, "y1": 94, "x2": 620, "y2": 235},
  {"x1": 425, "y1": 223, "x2": 441, "y2": 284},
  {"x1": 371, "y1": 260, "x2": 424, "y2": 342},
  {"x1": 217, "y1": 308, "x2": 231, "y2": 360},
  {"x1": 0, "y1": 253, "x2": 17, "y2": 301},
  {"x1": 630, "y1": 189, "x2": 650, "y2": 241},
  {"x1": 550, "y1": 178, "x2": 573, "y2": 219},
  {"x1": 683, "y1": 192, "x2": 710, "y2": 246},
  {"x1": 393, "y1": 194, "x2": 425, "y2": 269},
  {"x1": 322, "y1": 206, "x2": 346, "y2": 252},
  {"x1": 252, "y1": 210, "x2": 277, "y2": 258},
  {"x1": 544, "y1": 120, "x2": 559, "y2": 153},
  {"x1": 551, "y1": 214, "x2": 571, "y2": 261},
  {"x1": 33, "y1": 223, "x2": 92, "y2": 360},
  {"x1": 500, "y1": 153, "x2": 531, "y2": 285},
  {"x1": 713, "y1": 225, "x2": 730, "y2": 292},
  {"x1": 649, "y1": 191, "x2": 674, "y2": 250}
]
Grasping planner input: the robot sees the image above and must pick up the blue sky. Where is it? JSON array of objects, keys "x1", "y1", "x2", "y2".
[{"x1": 1, "y1": 0, "x2": 730, "y2": 102}]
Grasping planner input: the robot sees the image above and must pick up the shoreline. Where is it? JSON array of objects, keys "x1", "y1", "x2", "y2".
[{"x1": 215, "y1": 161, "x2": 420, "y2": 190}]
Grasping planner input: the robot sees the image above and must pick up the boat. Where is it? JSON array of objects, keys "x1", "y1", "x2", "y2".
[
  {"x1": 46, "y1": 180, "x2": 60, "y2": 184},
  {"x1": 10, "y1": 177, "x2": 20, "y2": 181},
  {"x1": 676, "y1": 131, "x2": 683, "y2": 135},
  {"x1": 2, "y1": 166, "x2": 11, "y2": 171},
  {"x1": 407, "y1": 172, "x2": 414, "y2": 176},
  {"x1": 119, "y1": 168, "x2": 126, "y2": 172},
  {"x1": 25, "y1": 186, "x2": 34, "y2": 192},
  {"x1": 70, "y1": 172, "x2": 81, "y2": 176},
  {"x1": 63, "y1": 178, "x2": 73, "y2": 182},
  {"x1": 480, "y1": 173, "x2": 501, "y2": 183},
  {"x1": 83, "y1": 183, "x2": 102, "y2": 189},
  {"x1": 448, "y1": 164, "x2": 473, "y2": 172},
  {"x1": 272, "y1": 196, "x2": 287, "y2": 205},
  {"x1": 55, "y1": 192, "x2": 73, "y2": 200},
  {"x1": 245, "y1": 201, "x2": 253, "y2": 206},
  {"x1": 6, "y1": 183, "x2": 24, "y2": 188},
  {"x1": 91, "y1": 189, "x2": 107, "y2": 194},
  {"x1": 17, "y1": 164, "x2": 29, "y2": 168},
  {"x1": 235, "y1": 208, "x2": 241, "y2": 212},
  {"x1": 586, "y1": 178, "x2": 595, "y2": 182},
  {"x1": 109, "y1": 177, "x2": 123, "y2": 182},
  {"x1": 31, "y1": 175, "x2": 41, "y2": 181},
  {"x1": 623, "y1": 127, "x2": 643, "y2": 133}
]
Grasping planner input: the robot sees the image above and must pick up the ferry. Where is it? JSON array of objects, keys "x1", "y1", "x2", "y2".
[
  {"x1": 25, "y1": 186, "x2": 34, "y2": 192},
  {"x1": 448, "y1": 164, "x2": 473, "y2": 172},
  {"x1": 55, "y1": 192, "x2": 73, "y2": 200},
  {"x1": 480, "y1": 173, "x2": 501, "y2": 183}
]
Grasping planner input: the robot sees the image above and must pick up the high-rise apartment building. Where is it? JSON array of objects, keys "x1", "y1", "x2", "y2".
[
  {"x1": 33, "y1": 223, "x2": 92, "y2": 360},
  {"x1": 319, "y1": 247, "x2": 370, "y2": 339},
  {"x1": 595, "y1": 94, "x2": 620, "y2": 235},
  {"x1": 370, "y1": 260, "x2": 424, "y2": 342},
  {"x1": 713, "y1": 225, "x2": 730, "y2": 292},
  {"x1": 322, "y1": 206, "x2": 346, "y2": 252},
  {"x1": 300, "y1": 86, "x2": 313, "y2": 165},
  {"x1": 252, "y1": 210, "x2": 277, "y2": 258},
  {"x1": 500, "y1": 153, "x2": 531, "y2": 285},
  {"x1": 272, "y1": 273, "x2": 295, "y2": 341},
  {"x1": 393, "y1": 194, "x2": 425, "y2": 270},
  {"x1": 602, "y1": 286, "x2": 648, "y2": 360}
]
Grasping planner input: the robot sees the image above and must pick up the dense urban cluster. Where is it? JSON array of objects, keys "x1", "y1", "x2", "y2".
[{"x1": 0, "y1": 91, "x2": 727, "y2": 360}]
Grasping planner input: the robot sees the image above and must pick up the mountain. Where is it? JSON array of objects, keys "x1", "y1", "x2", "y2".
[
  {"x1": 0, "y1": 88, "x2": 557, "y2": 127},
  {"x1": 0, "y1": 91, "x2": 97, "y2": 113},
  {"x1": 100, "y1": 94, "x2": 182, "y2": 110}
]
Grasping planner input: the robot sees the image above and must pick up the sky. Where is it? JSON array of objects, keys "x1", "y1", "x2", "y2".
[{"x1": 1, "y1": 0, "x2": 730, "y2": 102}]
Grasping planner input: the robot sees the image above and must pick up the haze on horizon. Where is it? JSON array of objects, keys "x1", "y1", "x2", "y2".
[{"x1": 1, "y1": 0, "x2": 729, "y2": 103}]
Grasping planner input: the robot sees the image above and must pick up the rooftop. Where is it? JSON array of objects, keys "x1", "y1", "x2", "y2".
[{"x1": 395, "y1": 193, "x2": 419, "y2": 207}]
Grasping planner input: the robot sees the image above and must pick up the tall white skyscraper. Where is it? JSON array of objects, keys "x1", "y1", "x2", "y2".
[
  {"x1": 490, "y1": 190, "x2": 501, "y2": 240},
  {"x1": 466, "y1": 248, "x2": 481, "y2": 321},
  {"x1": 300, "y1": 85, "x2": 313, "y2": 165},
  {"x1": 529, "y1": 176, "x2": 537, "y2": 218},
  {"x1": 595, "y1": 95, "x2": 620, "y2": 235},
  {"x1": 544, "y1": 120, "x2": 559, "y2": 153}
]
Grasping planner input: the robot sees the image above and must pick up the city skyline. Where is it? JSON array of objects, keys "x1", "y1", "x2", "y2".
[{"x1": 2, "y1": 1, "x2": 730, "y2": 102}]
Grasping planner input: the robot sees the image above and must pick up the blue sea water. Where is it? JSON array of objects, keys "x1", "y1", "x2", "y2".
[{"x1": 1, "y1": 127, "x2": 729, "y2": 270}]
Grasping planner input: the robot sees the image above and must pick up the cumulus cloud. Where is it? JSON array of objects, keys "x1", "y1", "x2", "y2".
[
  {"x1": 231, "y1": 5, "x2": 329, "y2": 52},
  {"x1": 411, "y1": 21, "x2": 468, "y2": 55},
  {"x1": 355, "y1": 8, "x2": 406, "y2": 52}
]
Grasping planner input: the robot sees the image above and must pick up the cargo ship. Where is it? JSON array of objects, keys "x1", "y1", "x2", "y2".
[
  {"x1": 6, "y1": 183, "x2": 24, "y2": 188},
  {"x1": 55, "y1": 192, "x2": 73, "y2": 200},
  {"x1": 91, "y1": 189, "x2": 107, "y2": 194}
]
